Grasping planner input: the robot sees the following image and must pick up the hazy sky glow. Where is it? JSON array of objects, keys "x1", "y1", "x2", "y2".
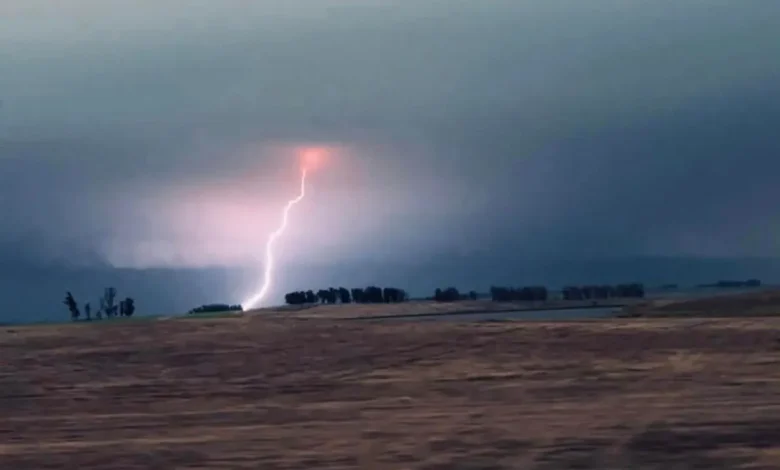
[{"x1": 2, "y1": 0, "x2": 780, "y2": 315}]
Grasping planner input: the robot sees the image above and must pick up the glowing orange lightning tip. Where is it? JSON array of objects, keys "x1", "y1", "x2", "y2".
[
  {"x1": 300, "y1": 147, "x2": 328, "y2": 172},
  {"x1": 242, "y1": 166, "x2": 308, "y2": 309}
]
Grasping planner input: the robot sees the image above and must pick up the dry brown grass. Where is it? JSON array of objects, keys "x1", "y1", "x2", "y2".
[
  {"x1": 3, "y1": 316, "x2": 780, "y2": 469},
  {"x1": 254, "y1": 298, "x2": 637, "y2": 319},
  {"x1": 628, "y1": 288, "x2": 780, "y2": 318}
]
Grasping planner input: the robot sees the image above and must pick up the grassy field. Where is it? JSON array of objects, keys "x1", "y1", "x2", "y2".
[
  {"x1": 3, "y1": 314, "x2": 780, "y2": 469},
  {"x1": 626, "y1": 288, "x2": 780, "y2": 318},
  {"x1": 252, "y1": 298, "x2": 641, "y2": 319}
]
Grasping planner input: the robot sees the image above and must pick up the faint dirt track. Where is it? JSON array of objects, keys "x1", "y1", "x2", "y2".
[{"x1": 2, "y1": 316, "x2": 780, "y2": 468}]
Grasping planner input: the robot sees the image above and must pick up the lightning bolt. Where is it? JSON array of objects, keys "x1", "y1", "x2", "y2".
[{"x1": 242, "y1": 167, "x2": 308, "y2": 309}]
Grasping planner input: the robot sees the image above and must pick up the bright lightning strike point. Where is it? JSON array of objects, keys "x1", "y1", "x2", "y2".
[{"x1": 242, "y1": 148, "x2": 327, "y2": 310}]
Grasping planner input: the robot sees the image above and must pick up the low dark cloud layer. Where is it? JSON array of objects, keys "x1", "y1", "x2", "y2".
[{"x1": 2, "y1": 1, "x2": 780, "y2": 317}]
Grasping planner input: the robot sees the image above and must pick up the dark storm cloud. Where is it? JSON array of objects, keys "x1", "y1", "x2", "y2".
[{"x1": 2, "y1": 0, "x2": 780, "y2": 316}]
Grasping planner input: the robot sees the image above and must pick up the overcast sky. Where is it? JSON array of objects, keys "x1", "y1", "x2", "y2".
[{"x1": 2, "y1": 1, "x2": 780, "y2": 314}]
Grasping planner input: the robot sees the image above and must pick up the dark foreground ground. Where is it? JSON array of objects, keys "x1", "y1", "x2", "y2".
[{"x1": 3, "y1": 316, "x2": 780, "y2": 469}]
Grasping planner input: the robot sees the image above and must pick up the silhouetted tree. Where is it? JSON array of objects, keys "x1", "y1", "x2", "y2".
[
  {"x1": 284, "y1": 290, "x2": 329, "y2": 305},
  {"x1": 562, "y1": 286, "x2": 583, "y2": 301},
  {"x1": 189, "y1": 304, "x2": 243, "y2": 314},
  {"x1": 395, "y1": 288, "x2": 408, "y2": 302},
  {"x1": 84, "y1": 302, "x2": 92, "y2": 321},
  {"x1": 434, "y1": 287, "x2": 461, "y2": 302},
  {"x1": 285, "y1": 286, "x2": 406, "y2": 306},
  {"x1": 379, "y1": 287, "x2": 407, "y2": 303},
  {"x1": 284, "y1": 291, "x2": 306, "y2": 305},
  {"x1": 490, "y1": 286, "x2": 505, "y2": 301},
  {"x1": 364, "y1": 286, "x2": 384, "y2": 303},
  {"x1": 490, "y1": 286, "x2": 548, "y2": 302},
  {"x1": 123, "y1": 298, "x2": 135, "y2": 317},
  {"x1": 614, "y1": 283, "x2": 645, "y2": 298},
  {"x1": 523, "y1": 286, "x2": 548, "y2": 301},
  {"x1": 64, "y1": 292, "x2": 80, "y2": 321},
  {"x1": 562, "y1": 283, "x2": 644, "y2": 300},
  {"x1": 101, "y1": 287, "x2": 118, "y2": 318},
  {"x1": 338, "y1": 287, "x2": 351, "y2": 303},
  {"x1": 316, "y1": 289, "x2": 337, "y2": 304}
]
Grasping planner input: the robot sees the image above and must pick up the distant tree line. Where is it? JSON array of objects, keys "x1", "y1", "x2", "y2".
[
  {"x1": 283, "y1": 286, "x2": 408, "y2": 305},
  {"x1": 490, "y1": 286, "x2": 549, "y2": 302},
  {"x1": 561, "y1": 283, "x2": 645, "y2": 300},
  {"x1": 188, "y1": 304, "x2": 243, "y2": 315},
  {"x1": 430, "y1": 283, "x2": 646, "y2": 303},
  {"x1": 697, "y1": 279, "x2": 761, "y2": 288},
  {"x1": 432, "y1": 287, "x2": 478, "y2": 302},
  {"x1": 63, "y1": 287, "x2": 135, "y2": 322}
]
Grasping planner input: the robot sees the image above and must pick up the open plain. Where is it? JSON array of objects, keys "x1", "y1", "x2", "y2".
[
  {"x1": 3, "y1": 314, "x2": 780, "y2": 469},
  {"x1": 255, "y1": 298, "x2": 638, "y2": 319}
]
